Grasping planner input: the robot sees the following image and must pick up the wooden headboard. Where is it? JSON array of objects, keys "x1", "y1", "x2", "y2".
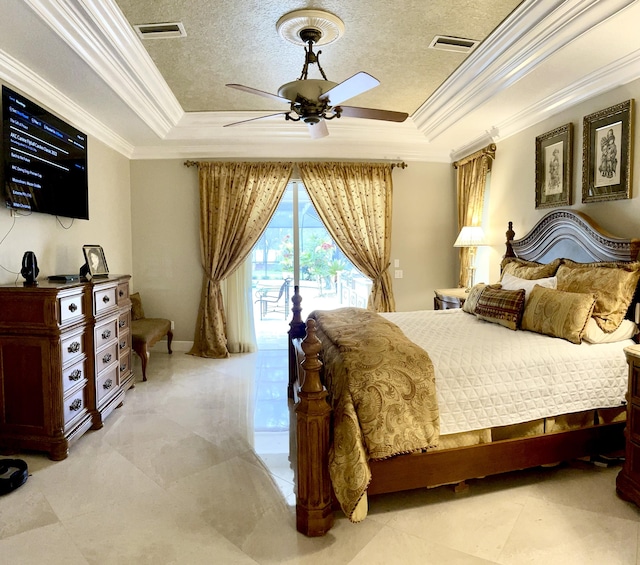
[{"x1": 505, "y1": 209, "x2": 640, "y2": 264}]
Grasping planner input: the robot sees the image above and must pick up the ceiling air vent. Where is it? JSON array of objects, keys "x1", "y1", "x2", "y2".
[
  {"x1": 428, "y1": 35, "x2": 478, "y2": 54},
  {"x1": 134, "y1": 22, "x2": 187, "y2": 39}
]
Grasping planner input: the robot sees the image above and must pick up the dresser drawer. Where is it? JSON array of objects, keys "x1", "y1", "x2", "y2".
[
  {"x1": 117, "y1": 282, "x2": 129, "y2": 305},
  {"x1": 96, "y1": 342, "x2": 118, "y2": 374},
  {"x1": 61, "y1": 331, "x2": 85, "y2": 365},
  {"x1": 59, "y1": 293, "x2": 84, "y2": 324},
  {"x1": 63, "y1": 386, "x2": 87, "y2": 427},
  {"x1": 95, "y1": 318, "x2": 118, "y2": 349},
  {"x1": 94, "y1": 286, "x2": 118, "y2": 315},
  {"x1": 118, "y1": 331, "x2": 130, "y2": 354},
  {"x1": 62, "y1": 359, "x2": 87, "y2": 394},
  {"x1": 96, "y1": 364, "x2": 119, "y2": 403},
  {"x1": 119, "y1": 351, "x2": 131, "y2": 377},
  {"x1": 631, "y1": 361, "x2": 640, "y2": 399},
  {"x1": 118, "y1": 310, "x2": 130, "y2": 332}
]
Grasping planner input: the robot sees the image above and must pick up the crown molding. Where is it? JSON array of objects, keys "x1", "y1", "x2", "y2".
[
  {"x1": 24, "y1": 0, "x2": 183, "y2": 138},
  {"x1": 0, "y1": 49, "x2": 134, "y2": 157},
  {"x1": 495, "y1": 48, "x2": 640, "y2": 139},
  {"x1": 412, "y1": 0, "x2": 636, "y2": 142}
]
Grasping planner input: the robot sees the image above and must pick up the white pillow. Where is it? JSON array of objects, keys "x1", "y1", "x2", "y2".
[
  {"x1": 500, "y1": 272, "x2": 557, "y2": 304},
  {"x1": 582, "y1": 318, "x2": 638, "y2": 343}
]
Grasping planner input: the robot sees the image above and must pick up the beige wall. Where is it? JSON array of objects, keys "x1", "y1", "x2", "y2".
[
  {"x1": 129, "y1": 160, "x2": 201, "y2": 343},
  {"x1": 0, "y1": 136, "x2": 132, "y2": 286},
  {"x1": 487, "y1": 77, "x2": 640, "y2": 282},
  {"x1": 129, "y1": 160, "x2": 457, "y2": 341}
]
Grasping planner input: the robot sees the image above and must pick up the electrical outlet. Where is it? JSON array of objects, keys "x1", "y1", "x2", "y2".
[
  {"x1": 170, "y1": 320, "x2": 175, "y2": 330},
  {"x1": 394, "y1": 269, "x2": 403, "y2": 279},
  {"x1": 394, "y1": 259, "x2": 400, "y2": 268}
]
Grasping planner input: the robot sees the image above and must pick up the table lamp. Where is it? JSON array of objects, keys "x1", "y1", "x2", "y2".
[{"x1": 454, "y1": 226, "x2": 486, "y2": 290}]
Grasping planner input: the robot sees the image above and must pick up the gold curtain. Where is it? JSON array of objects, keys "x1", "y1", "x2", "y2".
[
  {"x1": 454, "y1": 144, "x2": 496, "y2": 288},
  {"x1": 188, "y1": 161, "x2": 293, "y2": 358},
  {"x1": 298, "y1": 162, "x2": 396, "y2": 312}
]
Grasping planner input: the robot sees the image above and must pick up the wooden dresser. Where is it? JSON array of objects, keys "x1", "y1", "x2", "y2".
[{"x1": 0, "y1": 275, "x2": 132, "y2": 460}]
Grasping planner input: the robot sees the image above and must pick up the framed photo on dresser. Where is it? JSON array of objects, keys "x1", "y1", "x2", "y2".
[
  {"x1": 535, "y1": 123, "x2": 573, "y2": 209},
  {"x1": 83, "y1": 245, "x2": 109, "y2": 277}
]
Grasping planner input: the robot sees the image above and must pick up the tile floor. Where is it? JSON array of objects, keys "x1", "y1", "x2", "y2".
[{"x1": 1, "y1": 346, "x2": 640, "y2": 564}]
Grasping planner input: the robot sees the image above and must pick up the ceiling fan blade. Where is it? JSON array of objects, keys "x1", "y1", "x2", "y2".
[
  {"x1": 319, "y1": 72, "x2": 380, "y2": 105},
  {"x1": 307, "y1": 119, "x2": 329, "y2": 139},
  {"x1": 224, "y1": 112, "x2": 289, "y2": 127},
  {"x1": 339, "y1": 106, "x2": 409, "y2": 123},
  {"x1": 226, "y1": 84, "x2": 290, "y2": 104}
]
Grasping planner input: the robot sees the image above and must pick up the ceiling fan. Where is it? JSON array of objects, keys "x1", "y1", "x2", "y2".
[{"x1": 225, "y1": 21, "x2": 408, "y2": 139}]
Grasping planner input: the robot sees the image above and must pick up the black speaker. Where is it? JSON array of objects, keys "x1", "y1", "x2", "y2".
[{"x1": 21, "y1": 251, "x2": 39, "y2": 285}]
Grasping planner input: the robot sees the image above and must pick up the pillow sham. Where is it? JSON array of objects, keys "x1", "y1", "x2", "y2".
[
  {"x1": 462, "y1": 283, "x2": 488, "y2": 314},
  {"x1": 501, "y1": 257, "x2": 562, "y2": 280},
  {"x1": 555, "y1": 259, "x2": 640, "y2": 332},
  {"x1": 500, "y1": 272, "x2": 557, "y2": 304},
  {"x1": 521, "y1": 286, "x2": 596, "y2": 344},
  {"x1": 474, "y1": 286, "x2": 526, "y2": 330},
  {"x1": 582, "y1": 317, "x2": 638, "y2": 344}
]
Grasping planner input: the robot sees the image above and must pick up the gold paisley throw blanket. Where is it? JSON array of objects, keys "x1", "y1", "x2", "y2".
[{"x1": 308, "y1": 308, "x2": 439, "y2": 522}]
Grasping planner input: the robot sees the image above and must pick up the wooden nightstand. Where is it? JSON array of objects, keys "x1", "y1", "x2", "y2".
[
  {"x1": 434, "y1": 287, "x2": 468, "y2": 310},
  {"x1": 617, "y1": 345, "x2": 640, "y2": 507}
]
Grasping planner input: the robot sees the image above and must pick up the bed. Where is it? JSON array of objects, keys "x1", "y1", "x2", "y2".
[{"x1": 287, "y1": 209, "x2": 640, "y2": 536}]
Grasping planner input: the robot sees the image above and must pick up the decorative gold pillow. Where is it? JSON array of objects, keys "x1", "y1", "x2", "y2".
[
  {"x1": 501, "y1": 257, "x2": 562, "y2": 280},
  {"x1": 130, "y1": 292, "x2": 145, "y2": 320},
  {"x1": 555, "y1": 259, "x2": 640, "y2": 332},
  {"x1": 462, "y1": 283, "x2": 488, "y2": 314},
  {"x1": 474, "y1": 286, "x2": 526, "y2": 330},
  {"x1": 521, "y1": 286, "x2": 596, "y2": 344}
]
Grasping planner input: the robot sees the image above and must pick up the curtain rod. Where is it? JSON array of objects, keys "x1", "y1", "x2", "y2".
[
  {"x1": 184, "y1": 159, "x2": 407, "y2": 169},
  {"x1": 453, "y1": 144, "x2": 496, "y2": 169}
]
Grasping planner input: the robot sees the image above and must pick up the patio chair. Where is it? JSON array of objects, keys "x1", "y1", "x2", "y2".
[{"x1": 255, "y1": 278, "x2": 291, "y2": 320}]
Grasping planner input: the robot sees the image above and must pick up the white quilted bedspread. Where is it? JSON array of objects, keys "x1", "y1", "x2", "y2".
[{"x1": 381, "y1": 309, "x2": 630, "y2": 435}]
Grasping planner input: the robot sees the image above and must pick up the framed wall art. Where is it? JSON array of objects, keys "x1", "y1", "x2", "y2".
[
  {"x1": 535, "y1": 123, "x2": 573, "y2": 209},
  {"x1": 582, "y1": 99, "x2": 634, "y2": 203}
]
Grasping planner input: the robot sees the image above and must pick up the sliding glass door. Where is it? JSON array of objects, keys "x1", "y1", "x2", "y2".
[{"x1": 251, "y1": 181, "x2": 368, "y2": 348}]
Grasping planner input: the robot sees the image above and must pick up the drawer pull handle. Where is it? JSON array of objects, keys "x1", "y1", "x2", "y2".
[
  {"x1": 102, "y1": 296, "x2": 110, "y2": 304},
  {"x1": 69, "y1": 303, "x2": 78, "y2": 313},
  {"x1": 68, "y1": 369, "x2": 82, "y2": 381},
  {"x1": 119, "y1": 340, "x2": 126, "y2": 350},
  {"x1": 102, "y1": 353, "x2": 112, "y2": 364},
  {"x1": 69, "y1": 399, "x2": 82, "y2": 411},
  {"x1": 68, "y1": 342, "x2": 80, "y2": 354},
  {"x1": 120, "y1": 363, "x2": 126, "y2": 372},
  {"x1": 119, "y1": 320, "x2": 126, "y2": 328},
  {"x1": 102, "y1": 329, "x2": 112, "y2": 339},
  {"x1": 119, "y1": 290, "x2": 124, "y2": 297},
  {"x1": 103, "y1": 379, "x2": 113, "y2": 390}
]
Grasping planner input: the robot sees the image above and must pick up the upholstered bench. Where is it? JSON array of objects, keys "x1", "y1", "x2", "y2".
[{"x1": 130, "y1": 293, "x2": 173, "y2": 381}]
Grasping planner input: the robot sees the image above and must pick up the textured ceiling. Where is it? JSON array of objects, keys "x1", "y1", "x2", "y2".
[{"x1": 114, "y1": 0, "x2": 523, "y2": 116}]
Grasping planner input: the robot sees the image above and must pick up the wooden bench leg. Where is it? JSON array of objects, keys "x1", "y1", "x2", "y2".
[
  {"x1": 139, "y1": 344, "x2": 149, "y2": 382},
  {"x1": 167, "y1": 330, "x2": 173, "y2": 354}
]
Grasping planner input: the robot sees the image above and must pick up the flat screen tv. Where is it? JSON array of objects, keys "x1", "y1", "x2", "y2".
[{"x1": 1, "y1": 85, "x2": 88, "y2": 219}]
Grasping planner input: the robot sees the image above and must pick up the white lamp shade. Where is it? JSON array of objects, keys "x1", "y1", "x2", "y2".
[{"x1": 454, "y1": 226, "x2": 486, "y2": 247}]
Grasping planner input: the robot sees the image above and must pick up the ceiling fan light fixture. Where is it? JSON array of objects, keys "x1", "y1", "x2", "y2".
[
  {"x1": 276, "y1": 9, "x2": 345, "y2": 46},
  {"x1": 278, "y1": 79, "x2": 337, "y2": 102}
]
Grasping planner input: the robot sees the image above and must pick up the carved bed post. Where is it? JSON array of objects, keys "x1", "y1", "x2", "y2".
[
  {"x1": 295, "y1": 318, "x2": 334, "y2": 536},
  {"x1": 504, "y1": 221, "x2": 516, "y2": 259},
  {"x1": 288, "y1": 285, "x2": 305, "y2": 399}
]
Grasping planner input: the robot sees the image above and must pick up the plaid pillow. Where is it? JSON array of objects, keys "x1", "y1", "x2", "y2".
[{"x1": 475, "y1": 286, "x2": 526, "y2": 330}]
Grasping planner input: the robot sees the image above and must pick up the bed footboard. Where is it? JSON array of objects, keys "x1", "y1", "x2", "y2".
[{"x1": 292, "y1": 317, "x2": 334, "y2": 536}]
